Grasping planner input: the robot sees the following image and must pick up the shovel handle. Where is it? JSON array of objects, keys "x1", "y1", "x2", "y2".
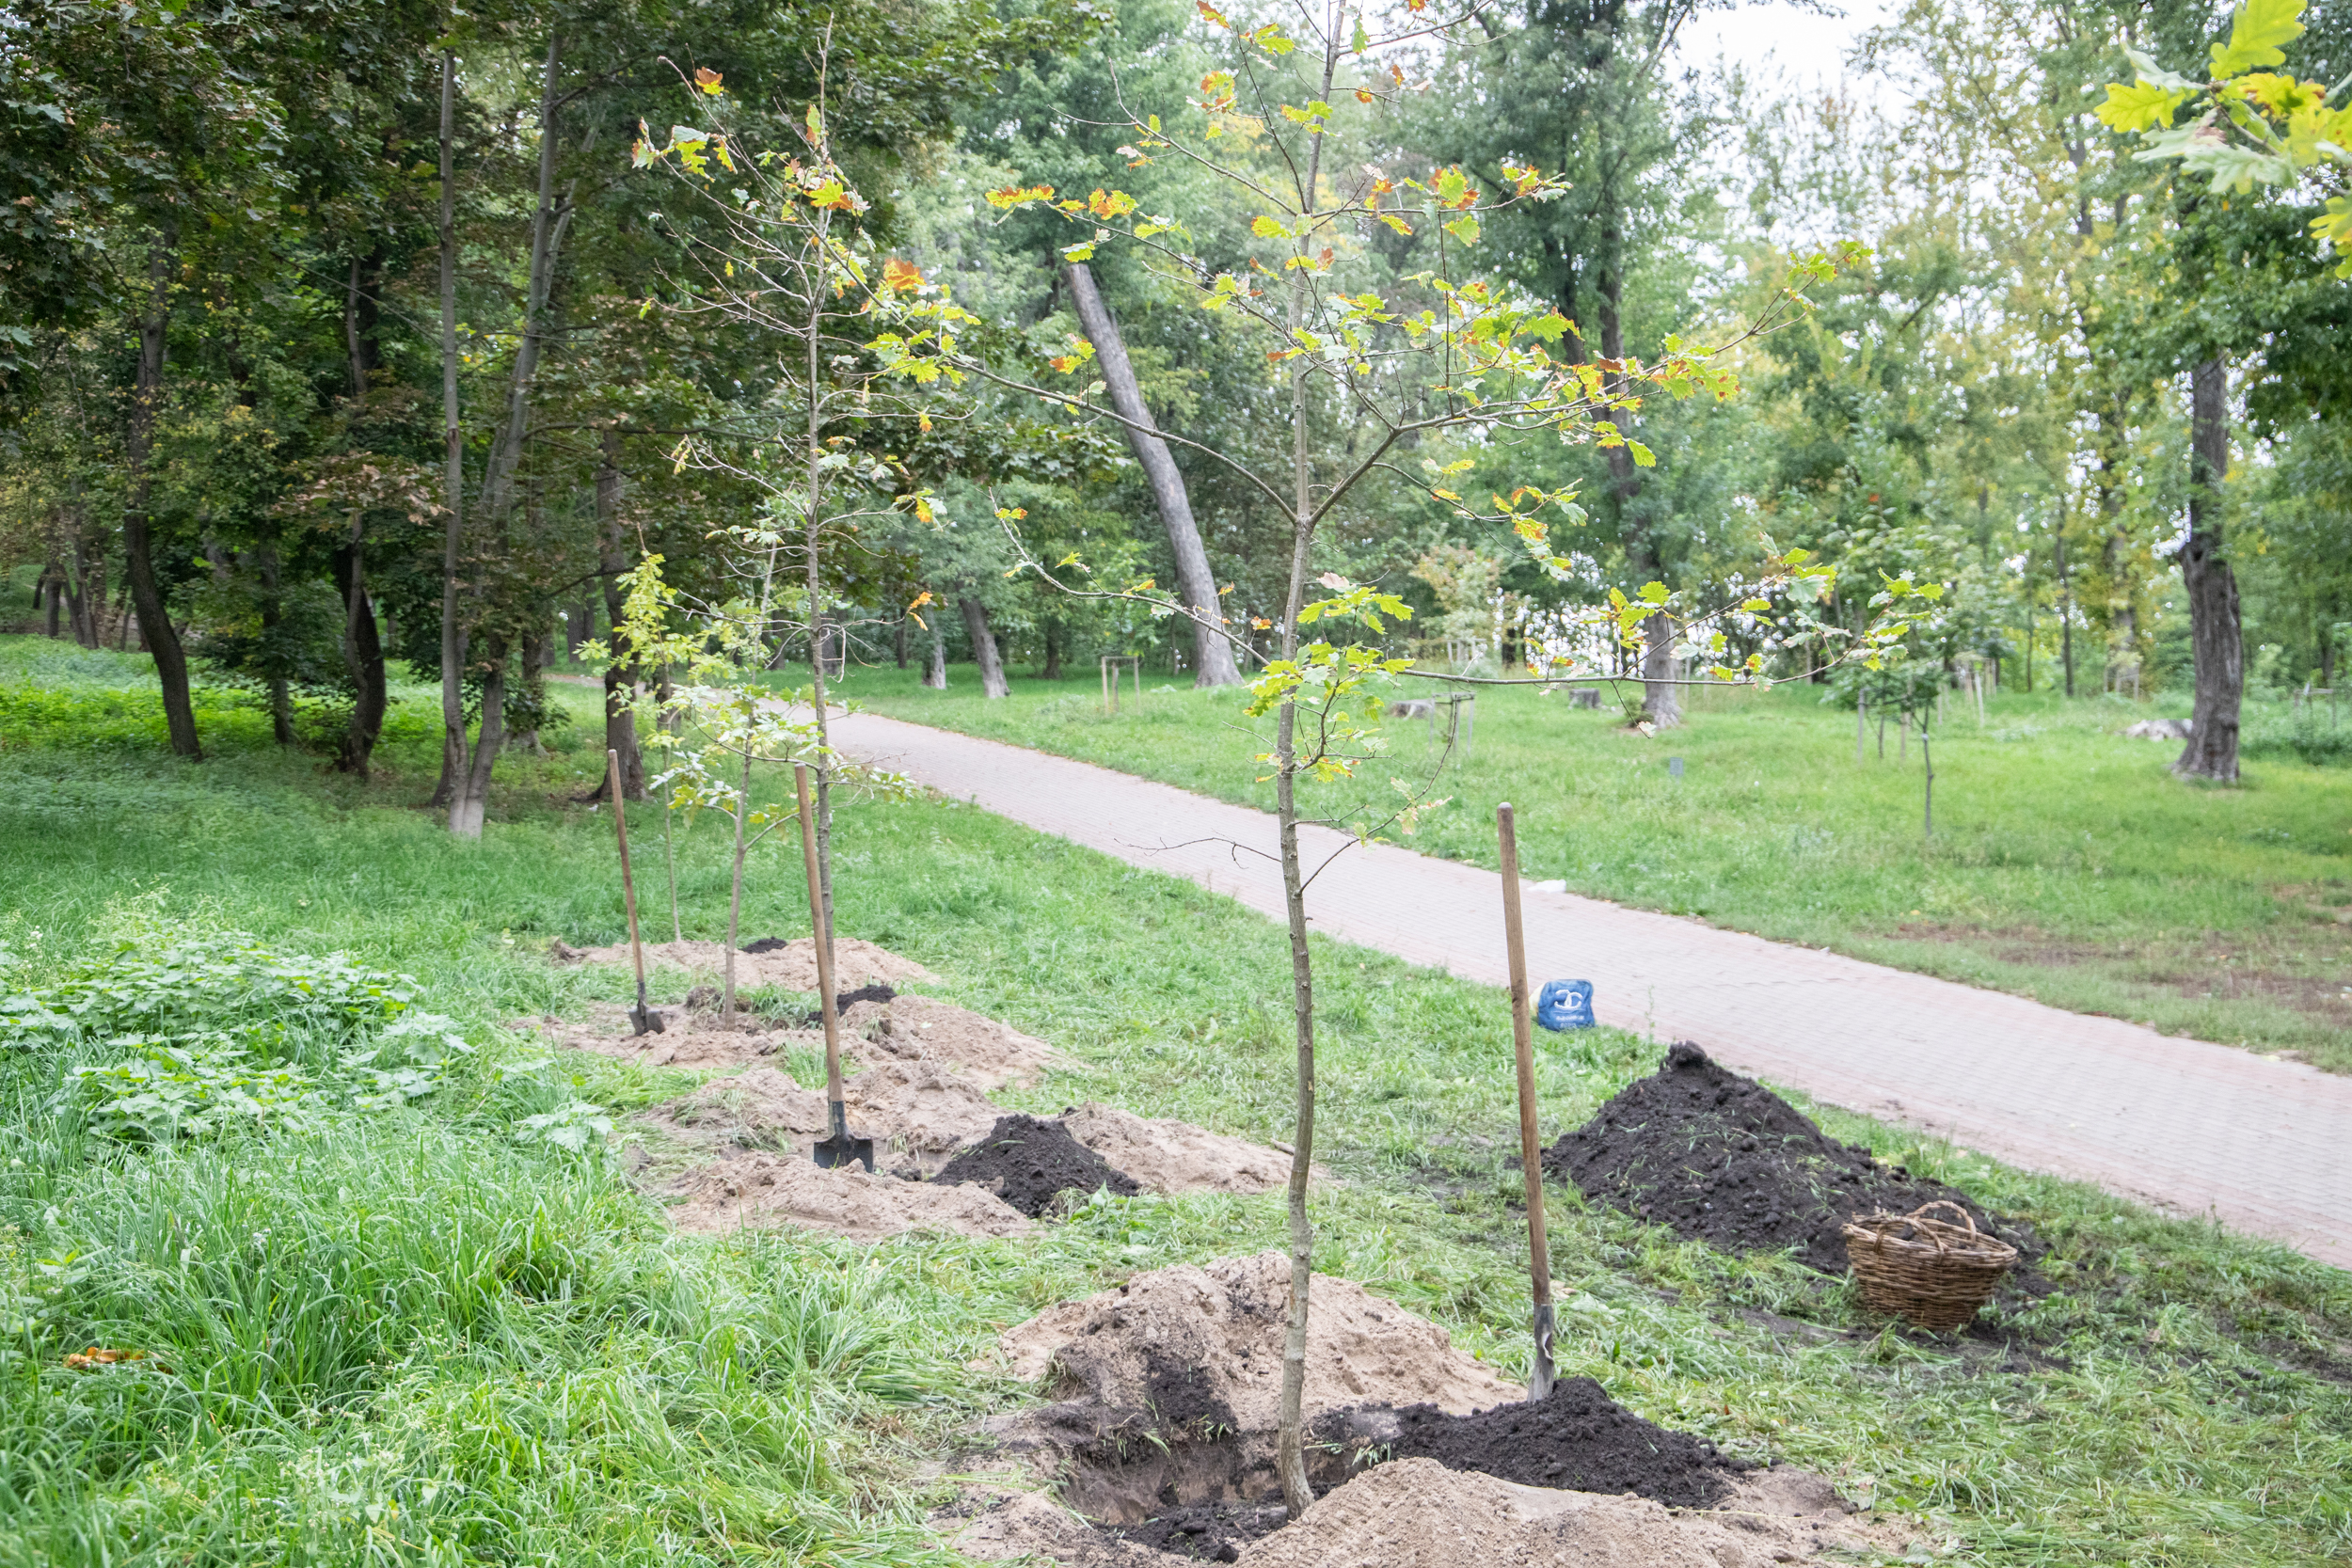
[
  {"x1": 794, "y1": 763, "x2": 844, "y2": 1102},
  {"x1": 610, "y1": 749, "x2": 646, "y2": 998},
  {"x1": 1498, "y1": 804, "x2": 1555, "y2": 1336}
]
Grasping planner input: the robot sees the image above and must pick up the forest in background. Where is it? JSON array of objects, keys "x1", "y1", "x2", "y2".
[{"x1": 2, "y1": 0, "x2": 2347, "y2": 805}]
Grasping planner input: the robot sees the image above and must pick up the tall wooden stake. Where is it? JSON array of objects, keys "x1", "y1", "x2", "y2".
[{"x1": 1497, "y1": 802, "x2": 1555, "y2": 1401}]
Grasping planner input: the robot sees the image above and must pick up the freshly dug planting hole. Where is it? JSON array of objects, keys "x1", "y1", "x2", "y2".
[
  {"x1": 935, "y1": 1114, "x2": 1142, "y2": 1217},
  {"x1": 1311, "y1": 1375, "x2": 1741, "y2": 1507},
  {"x1": 985, "y1": 1252, "x2": 1517, "y2": 1526},
  {"x1": 1549, "y1": 1041, "x2": 2039, "y2": 1276}
]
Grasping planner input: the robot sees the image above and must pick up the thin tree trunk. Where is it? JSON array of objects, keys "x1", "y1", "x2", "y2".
[
  {"x1": 723, "y1": 741, "x2": 753, "y2": 1021},
  {"x1": 123, "y1": 233, "x2": 199, "y2": 757},
  {"x1": 2056, "y1": 528, "x2": 2075, "y2": 699},
  {"x1": 894, "y1": 614, "x2": 908, "y2": 669},
  {"x1": 959, "y1": 596, "x2": 1009, "y2": 698},
  {"x1": 923, "y1": 615, "x2": 946, "y2": 689},
  {"x1": 1041, "y1": 617, "x2": 1063, "y2": 680},
  {"x1": 1064, "y1": 261, "x2": 1243, "y2": 688},
  {"x1": 40, "y1": 561, "x2": 62, "y2": 639},
  {"x1": 569, "y1": 598, "x2": 593, "y2": 658},
  {"x1": 592, "y1": 429, "x2": 645, "y2": 802},
  {"x1": 334, "y1": 511, "x2": 387, "y2": 776},
  {"x1": 2177, "y1": 356, "x2": 2241, "y2": 781},
  {"x1": 1274, "y1": 24, "x2": 1342, "y2": 1518},
  {"x1": 435, "y1": 48, "x2": 468, "y2": 810},
  {"x1": 477, "y1": 30, "x2": 567, "y2": 524}
]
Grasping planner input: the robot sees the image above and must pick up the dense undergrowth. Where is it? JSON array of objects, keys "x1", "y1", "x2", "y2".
[
  {"x1": 838, "y1": 662, "x2": 2352, "y2": 1069},
  {"x1": 0, "y1": 636, "x2": 2347, "y2": 1566}
]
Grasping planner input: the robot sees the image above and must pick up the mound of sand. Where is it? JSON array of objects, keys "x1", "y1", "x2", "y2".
[
  {"x1": 935, "y1": 1114, "x2": 1143, "y2": 1217},
  {"x1": 664, "y1": 1148, "x2": 1030, "y2": 1242},
  {"x1": 1238, "y1": 1457, "x2": 1866, "y2": 1568},
  {"x1": 523, "y1": 1003, "x2": 822, "y2": 1069},
  {"x1": 1060, "y1": 1103, "x2": 1288, "y2": 1196},
  {"x1": 644, "y1": 1060, "x2": 1008, "y2": 1175},
  {"x1": 952, "y1": 1460, "x2": 1909, "y2": 1567},
  {"x1": 846, "y1": 993, "x2": 1060, "y2": 1090},
  {"x1": 556, "y1": 936, "x2": 934, "y2": 992},
  {"x1": 1548, "y1": 1041, "x2": 2038, "y2": 1278},
  {"x1": 987, "y1": 1250, "x2": 1518, "y2": 1522}
]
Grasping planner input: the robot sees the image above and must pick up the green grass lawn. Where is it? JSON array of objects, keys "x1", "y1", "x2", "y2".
[
  {"x1": 834, "y1": 660, "x2": 2352, "y2": 1070},
  {"x1": 1, "y1": 635, "x2": 2348, "y2": 1566}
]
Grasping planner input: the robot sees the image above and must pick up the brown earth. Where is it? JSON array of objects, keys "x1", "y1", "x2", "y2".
[
  {"x1": 843, "y1": 993, "x2": 1060, "y2": 1090},
  {"x1": 554, "y1": 935, "x2": 935, "y2": 991},
  {"x1": 1058, "y1": 1103, "x2": 1289, "y2": 1196},
  {"x1": 662, "y1": 1148, "x2": 1030, "y2": 1242},
  {"x1": 951, "y1": 1460, "x2": 1916, "y2": 1568},
  {"x1": 520, "y1": 1002, "x2": 824, "y2": 1070},
  {"x1": 982, "y1": 1251, "x2": 1518, "y2": 1524},
  {"x1": 644, "y1": 1060, "x2": 1007, "y2": 1175}
]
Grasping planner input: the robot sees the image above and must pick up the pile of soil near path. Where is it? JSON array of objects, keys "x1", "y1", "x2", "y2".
[
  {"x1": 934, "y1": 1114, "x2": 1142, "y2": 1217},
  {"x1": 1314, "y1": 1375, "x2": 1740, "y2": 1508},
  {"x1": 1547, "y1": 1041, "x2": 2039, "y2": 1276}
]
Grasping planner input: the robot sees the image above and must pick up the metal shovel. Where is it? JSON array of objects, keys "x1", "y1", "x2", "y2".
[
  {"x1": 608, "y1": 748, "x2": 661, "y2": 1037},
  {"x1": 796, "y1": 762, "x2": 870, "y2": 1171},
  {"x1": 1498, "y1": 801, "x2": 1555, "y2": 1400}
]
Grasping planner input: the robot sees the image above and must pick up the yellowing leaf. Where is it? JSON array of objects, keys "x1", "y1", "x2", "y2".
[
  {"x1": 882, "y1": 257, "x2": 925, "y2": 293},
  {"x1": 694, "y1": 67, "x2": 723, "y2": 96},
  {"x1": 2211, "y1": 0, "x2": 2304, "y2": 78},
  {"x1": 2097, "y1": 81, "x2": 2191, "y2": 132},
  {"x1": 1251, "y1": 214, "x2": 1291, "y2": 238}
]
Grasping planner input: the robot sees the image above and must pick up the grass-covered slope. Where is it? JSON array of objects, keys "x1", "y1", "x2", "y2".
[
  {"x1": 835, "y1": 662, "x2": 2352, "y2": 1069},
  {"x1": 0, "y1": 636, "x2": 2346, "y2": 1566}
]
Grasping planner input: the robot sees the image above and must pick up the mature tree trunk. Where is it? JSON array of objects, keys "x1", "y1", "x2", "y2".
[
  {"x1": 344, "y1": 247, "x2": 383, "y2": 402},
  {"x1": 1041, "y1": 617, "x2": 1064, "y2": 680},
  {"x1": 2176, "y1": 356, "x2": 2241, "y2": 781},
  {"x1": 894, "y1": 613, "x2": 909, "y2": 669},
  {"x1": 590, "y1": 429, "x2": 645, "y2": 802},
  {"x1": 1064, "y1": 262, "x2": 1243, "y2": 688},
  {"x1": 923, "y1": 616, "x2": 947, "y2": 689},
  {"x1": 40, "y1": 560, "x2": 62, "y2": 638},
  {"x1": 123, "y1": 234, "x2": 199, "y2": 758},
  {"x1": 569, "y1": 598, "x2": 594, "y2": 658},
  {"x1": 333, "y1": 513, "x2": 387, "y2": 777},
  {"x1": 959, "y1": 596, "x2": 1009, "y2": 698},
  {"x1": 434, "y1": 48, "x2": 468, "y2": 811},
  {"x1": 449, "y1": 648, "x2": 505, "y2": 836},
  {"x1": 514, "y1": 625, "x2": 548, "y2": 753}
]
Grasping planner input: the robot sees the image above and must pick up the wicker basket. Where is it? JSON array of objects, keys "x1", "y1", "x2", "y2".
[{"x1": 1842, "y1": 1200, "x2": 2018, "y2": 1331}]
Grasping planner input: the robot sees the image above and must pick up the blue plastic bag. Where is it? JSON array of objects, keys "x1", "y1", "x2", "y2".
[{"x1": 1535, "y1": 979, "x2": 1595, "y2": 1031}]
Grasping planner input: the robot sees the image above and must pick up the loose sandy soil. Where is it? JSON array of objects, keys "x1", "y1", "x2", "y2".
[
  {"x1": 663, "y1": 1148, "x2": 1031, "y2": 1242},
  {"x1": 1057, "y1": 1103, "x2": 1287, "y2": 1195},
  {"x1": 557, "y1": 934, "x2": 936, "y2": 991}
]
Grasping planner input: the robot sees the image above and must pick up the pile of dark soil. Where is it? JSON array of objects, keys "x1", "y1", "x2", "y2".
[
  {"x1": 1318, "y1": 1376, "x2": 1741, "y2": 1509},
  {"x1": 800, "y1": 982, "x2": 896, "y2": 1024},
  {"x1": 739, "y1": 936, "x2": 792, "y2": 954},
  {"x1": 1106, "y1": 1499, "x2": 1288, "y2": 1562},
  {"x1": 935, "y1": 1114, "x2": 1142, "y2": 1218},
  {"x1": 1546, "y1": 1041, "x2": 2038, "y2": 1275}
]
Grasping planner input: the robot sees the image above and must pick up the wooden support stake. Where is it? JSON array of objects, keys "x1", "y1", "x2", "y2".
[{"x1": 1496, "y1": 802, "x2": 1555, "y2": 1401}]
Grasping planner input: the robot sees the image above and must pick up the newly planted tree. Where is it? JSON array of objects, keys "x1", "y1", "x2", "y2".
[{"x1": 872, "y1": 0, "x2": 1899, "y2": 1511}]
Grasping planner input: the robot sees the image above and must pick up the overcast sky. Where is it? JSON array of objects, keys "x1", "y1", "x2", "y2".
[{"x1": 1671, "y1": 0, "x2": 1902, "y2": 111}]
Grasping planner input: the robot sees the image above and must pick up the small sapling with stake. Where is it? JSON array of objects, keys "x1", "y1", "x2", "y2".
[{"x1": 1497, "y1": 802, "x2": 1556, "y2": 1400}]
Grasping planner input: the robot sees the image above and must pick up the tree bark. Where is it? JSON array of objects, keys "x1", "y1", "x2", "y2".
[
  {"x1": 593, "y1": 429, "x2": 645, "y2": 802},
  {"x1": 434, "y1": 48, "x2": 468, "y2": 811},
  {"x1": 1064, "y1": 261, "x2": 1243, "y2": 688},
  {"x1": 450, "y1": 649, "x2": 505, "y2": 836},
  {"x1": 123, "y1": 234, "x2": 199, "y2": 757},
  {"x1": 40, "y1": 560, "x2": 62, "y2": 639},
  {"x1": 259, "y1": 543, "x2": 295, "y2": 745},
  {"x1": 2176, "y1": 356, "x2": 2241, "y2": 781},
  {"x1": 478, "y1": 30, "x2": 567, "y2": 524},
  {"x1": 1041, "y1": 617, "x2": 1063, "y2": 680},
  {"x1": 923, "y1": 615, "x2": 946, "y2": 689},
  {"x1": 333, "y1": 511, "x2": 387, "y2": 777},
  {"x1": 960, "y1": 596, "x2": 1009, "y2": 698},
  {"x1": 894, "y1": 613, "x2": 908, "y2": 669}
]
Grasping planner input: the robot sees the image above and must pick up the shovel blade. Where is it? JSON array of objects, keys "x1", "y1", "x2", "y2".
[
  {"x1": 814, "y1": 1133, "x2": 874, "y2": 1172},
  {"x1": 1527, "y1": 1300, "x2": 1557, "y2": 1402}
]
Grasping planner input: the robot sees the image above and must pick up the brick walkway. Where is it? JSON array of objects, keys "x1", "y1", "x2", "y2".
[{"x1": 833, "y1": 711, "x2": 2352, "y2": 1271}]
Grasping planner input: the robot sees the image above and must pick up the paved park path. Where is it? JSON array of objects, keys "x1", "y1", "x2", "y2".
[{"x1": 831, "y1": 710, "x2": 2352, "y2": 1271}]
